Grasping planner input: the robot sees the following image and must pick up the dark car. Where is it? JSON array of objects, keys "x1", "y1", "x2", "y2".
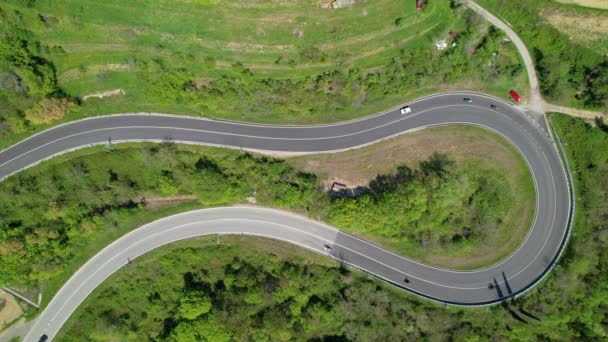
[
  {"x1": 39, "y1": 335, "x2": 48, "y2": 342},
  {"x1": 463, "y1": 97, "x2": 472, "y2": 103}
]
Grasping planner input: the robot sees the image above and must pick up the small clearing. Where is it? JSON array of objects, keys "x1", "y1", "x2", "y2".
[
  {"x1": 0, "y1": 290, "x2": 22, "y2": 330},
  {"x1": 543, "y1": 9, "x2": 608, "y2": 51}
]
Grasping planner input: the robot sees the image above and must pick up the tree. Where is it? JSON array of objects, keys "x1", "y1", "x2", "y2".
[{"x1": 178, "y1": 290, "x2": 212, "y2": 320}]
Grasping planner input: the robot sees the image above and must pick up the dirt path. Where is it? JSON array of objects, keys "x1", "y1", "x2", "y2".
[
  {"x1": 468, "y1": 0, "x2": 608, "y2": 123},
  {"x1": 543, "y1": 102, "x2": 608, "y2": 120},
  {"x1": 466, "y1": 1, "x2": 544, "y2": 115}
]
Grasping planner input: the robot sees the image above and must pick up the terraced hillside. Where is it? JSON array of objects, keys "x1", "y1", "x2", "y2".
[{"x1": 0, "y1": 0, "x2": 526, "y2": 132}]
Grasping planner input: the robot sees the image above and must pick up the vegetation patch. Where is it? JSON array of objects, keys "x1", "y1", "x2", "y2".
[
  {"x1": 542, "y1": 8, "x2": 608, "y2": 55},
  {"x1": 58, "y1": 114, "x2": 608, "y2": 341},
  {"x1": 24, "y1": 98, "x2": 72, "y2": 124},
  {"x1": 0, "y1": 126, "x2": 534, "y2": 308},
  {"x1": 476, "y1": 0, "x2": 608, "y2": 110},
  {"x1": 292, "y1": 125, "x2": 535, "y2": 268}
]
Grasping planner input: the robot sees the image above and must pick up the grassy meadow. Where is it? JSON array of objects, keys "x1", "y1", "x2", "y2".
[{"x1": 0, "y1": 0, "x2": 527, "y2": 149}]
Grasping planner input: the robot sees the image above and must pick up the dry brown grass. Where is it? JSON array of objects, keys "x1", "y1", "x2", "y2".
[
  {"x1": 25, "y1": 98, "x2": 72, "y2": 124},
  {"x1": 0, "y1": 290, "x2": 23, "y2": 330},
  {"x1": 555, "y1": 0, "x2": 608, "y2": 9},
  {"x1": 289, "y1": 125, "x2": 521, "y2": 189},
  {"x1": 542, "y1": 9, "x2": 608, "y2": 48}
]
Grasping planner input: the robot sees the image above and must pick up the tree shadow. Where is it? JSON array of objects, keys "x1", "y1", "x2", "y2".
[
  {"x1": 595, "y1": 117, "x2": 608, "y2": 133},
  {"x1": 493, "y1": 272, "x2": 543, "y2": 323},
  {"x1": 328, "y1": 153, "x2": 452, "y2": 199},
  {"x1": 493, "y1": 277, "x2": 527, "y2": 324}
]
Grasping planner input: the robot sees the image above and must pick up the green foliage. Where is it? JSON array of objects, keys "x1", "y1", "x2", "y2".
[
  {"x1": 0, "y1": 144, "x2": 516, "y2": 288},
  {"x1": 178, "y1": 291, "x2": 212, "y2": 320},
  {"x1": 142, "y1": 17, "x2": 522, "y2": 123},
  {"x1": 58, "y1": 239, "x2": 347, "y2": 341},
  {"x1": 0, "y1": 5, "x2": 67, "y2": 140},
  {"x1": 329, "y1": 154, "x2": 511, "y2": 249},
  {"x1": 0, "y1": 15, "x2": 56, "y2": 97},
  {"x1": 0, "y1": 0, "x2": 527, "y2": 150},
  {"x1": 299, "y1": 46, "x2": 327, "y2": 63},
  {"x1": 476, "y1": 0, "x2": 608, "y2": 109},
  {"x1": 0, "y1": 146, "x2": 314, "y2": 287},
  {"x1": 59, "y1": 117, "x2": 608, "y2": 340}
]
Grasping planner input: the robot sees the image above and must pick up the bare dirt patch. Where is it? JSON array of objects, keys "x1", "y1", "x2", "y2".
[
  {"x1": 191, "y1": 77, "x2": 217, "y2": 90},
  {"x1": 289, "y1": 125, "x2": 521, "y2": 189},
  {"x1": 144, "y1": 195, "x2": 198, "y2": 210},
  {"x1": 39, "y1": 15, "x2": 59, "y2": 30},
  {"x1": 225, "y1": 41, "x2": 294, "y2": 52},
  {"x1": 82, "y1": 89, "x2": 126, "y2": 101},
  {"x1": 0, "y1": 290, "x2": 23, "y2": 330},
  {"x1": 554, "y1": 0, "x2": 608, "y2": 9}
]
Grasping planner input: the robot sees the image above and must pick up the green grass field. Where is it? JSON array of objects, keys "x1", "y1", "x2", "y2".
[
  {"x1": 35, "y1": 0, "x2": 447, "y2": 78},
  {"x1": 0, "y1": 0, "x2": 527, "y2": 143},
  {"x1": 6, "y1": 0, "x2": 451, "y2": 83}
]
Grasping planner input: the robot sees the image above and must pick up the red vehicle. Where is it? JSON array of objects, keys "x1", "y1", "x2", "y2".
[
  {"x1": 417, "y1": 0, "x2": 423, "y2": 10},
  {"x1": 509, "y1": 90, "x2": 521, "y2": 102}
]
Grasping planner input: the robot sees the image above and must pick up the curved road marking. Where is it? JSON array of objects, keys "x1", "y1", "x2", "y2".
[{"x1": 0, "y1": 93, "x2": 573, "y2": 341}]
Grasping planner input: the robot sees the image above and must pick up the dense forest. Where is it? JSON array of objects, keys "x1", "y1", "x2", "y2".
[{"x1": 58, "y1": 114, "x2": 608, "y2": 341}]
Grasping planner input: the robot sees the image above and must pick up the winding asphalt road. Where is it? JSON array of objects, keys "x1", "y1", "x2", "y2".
[{"x1": 0, "y1": 93, "x2": 572, "y2": 341}]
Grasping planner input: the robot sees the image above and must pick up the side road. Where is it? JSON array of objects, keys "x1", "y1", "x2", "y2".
[
  {"x1": 544, "y1": 102, "x2": 607, "y2": 120},
  {"x1": 466, "y1": 1, "x2": 607, "y2": 121},
  {"x1": 466, "y1": 0, "x2": 544, "y2": 115}
]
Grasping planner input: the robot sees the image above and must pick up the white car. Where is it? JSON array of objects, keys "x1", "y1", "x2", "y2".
[{"x1": 400, "y1": 106, "x2": 412, "y2": 114}]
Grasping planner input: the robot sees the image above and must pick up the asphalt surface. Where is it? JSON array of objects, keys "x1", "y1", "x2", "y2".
[{"x1": 0, "y1": 93, "x2": 572, "y2": 341}]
